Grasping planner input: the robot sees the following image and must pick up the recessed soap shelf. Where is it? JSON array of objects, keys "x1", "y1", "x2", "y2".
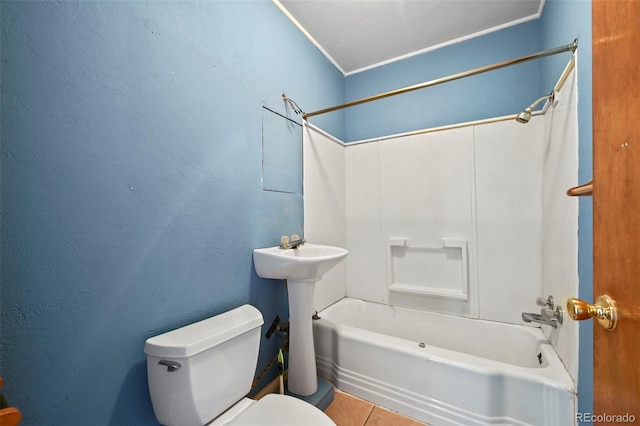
[{"x1": 387, "y1": 238, "x2": 469, "y2": 301}]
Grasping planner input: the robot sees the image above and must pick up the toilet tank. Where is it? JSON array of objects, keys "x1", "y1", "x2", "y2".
[{"x1": 144, "y1": 305, "x2": 264, "y2": 426}]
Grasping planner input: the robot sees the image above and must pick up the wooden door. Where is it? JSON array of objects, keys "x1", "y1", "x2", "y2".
[{"x1": 592, "y1": 0, "x2": 640, "y2": 420}]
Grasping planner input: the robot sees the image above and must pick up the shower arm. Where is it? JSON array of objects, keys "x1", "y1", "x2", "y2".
[
  {"x1": 526, "y1": 93, "x2": 555, "y2": 113},
  {"x1": 302, "y1": 40, "x2": 577, "y2": 120}
]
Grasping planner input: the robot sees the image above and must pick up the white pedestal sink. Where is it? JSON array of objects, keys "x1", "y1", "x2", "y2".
[{"x1": 253, "y1": 244, "x2": 348, "y2": 396}]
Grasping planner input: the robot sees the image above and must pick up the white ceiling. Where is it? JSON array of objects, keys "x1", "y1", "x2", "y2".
[{"x1": 275, "y1": 0, "x2": 545, "y2": 75}]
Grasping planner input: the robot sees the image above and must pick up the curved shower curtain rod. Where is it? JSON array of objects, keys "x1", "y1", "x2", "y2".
[{"x1": 302, "y1": 39, "x2": 578, "y2": 120}]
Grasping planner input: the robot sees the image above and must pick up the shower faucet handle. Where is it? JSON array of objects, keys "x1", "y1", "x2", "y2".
[
  {"x1": 541, "y1": 307, "x2": 555, "y2": 320},
  {"x1": 536, "y1": 295, "x2": 555, "y2": 308}
]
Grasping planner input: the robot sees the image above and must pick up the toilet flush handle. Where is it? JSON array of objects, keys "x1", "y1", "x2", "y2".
[{"x1": 158, "y1": 360, "x2": 182, "y2": 372}]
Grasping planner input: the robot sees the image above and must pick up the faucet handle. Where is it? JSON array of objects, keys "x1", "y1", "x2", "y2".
[
  {"x1": 541, "y1": 307, "x2": 555, "y2": 320},
  {"x1": 291, "y1": 234, "x2": 300, "y2": 241},
  {"x1": 540, "y1": 306, "x2": 563, "y2": 325},
  {"x1": 536, "y1": 295, "x2": 555, "y2": 308},
  {"x1": 280, "y1": 235, "x2": 290, "y2": 249}
]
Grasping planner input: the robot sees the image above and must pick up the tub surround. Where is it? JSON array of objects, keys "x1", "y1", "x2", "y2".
[
  {"x1": 303, "y1": 127, "x2": 347, "y2": 311},
  {"x1": 304, "y1": 67, "x2": 579, "y2": 383}
]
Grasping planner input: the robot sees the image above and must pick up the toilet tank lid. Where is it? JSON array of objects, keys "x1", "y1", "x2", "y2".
[{"x1": 144, "y1": 304, "x2": 264, "y2": 358}]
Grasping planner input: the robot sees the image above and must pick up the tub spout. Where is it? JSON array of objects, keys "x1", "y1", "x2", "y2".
[
  {"x1": 521, "y1": 312, "x2": 560, "y2": 328},
  {"x1": 522, "y1": 295, "x2": 563, "y2": 328}
]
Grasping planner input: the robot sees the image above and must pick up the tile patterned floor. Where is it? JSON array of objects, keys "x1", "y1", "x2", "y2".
[{"x1": 324, "y1": 390, "x2": 427, "y2": 426}]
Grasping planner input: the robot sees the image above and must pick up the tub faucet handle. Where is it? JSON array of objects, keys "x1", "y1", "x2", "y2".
[
  {"x1": 541, "y1": 307, "x2": 555, "y2": 320},
  {"x1": 536, "y1": 295, "x2": 554, "y2": 308}
]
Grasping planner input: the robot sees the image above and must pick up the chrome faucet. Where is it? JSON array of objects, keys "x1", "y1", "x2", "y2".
[
  {"x1": 289, "y1": 237, "x2": 306, "y2": 249},
  {"x1": 521, "y1": 295, "x2": 563, "y2": 328},
  {"x1": 279, "y1": 234, "x2": 306, "y2": 249},
  {"x1": 522, "y1": 312, "x2": 561, "y2": 328}
]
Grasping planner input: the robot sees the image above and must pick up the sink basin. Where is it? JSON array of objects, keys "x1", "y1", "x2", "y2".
[
  {"x1": 253, "y1": 243, "x2": 348, "y2": 396},
  {"x1": 253, "y1": 244, "x2": 348, "y2": 282}
]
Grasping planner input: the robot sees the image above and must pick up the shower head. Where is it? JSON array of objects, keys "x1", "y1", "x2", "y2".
[
  {"x1": 516, "y1": 92, "x2": 555, "y2": 124},
  {"x1": 516, "y1": 108, "x2": 533, "y2": 124}
]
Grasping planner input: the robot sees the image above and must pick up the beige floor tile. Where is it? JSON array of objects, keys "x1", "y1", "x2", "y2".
[
  {"x1": 324, "y1": 390, "x2": 374, "y2": 426},
  {"x1": 364, "y1": 406, "x2": 426, "y2": 426}
]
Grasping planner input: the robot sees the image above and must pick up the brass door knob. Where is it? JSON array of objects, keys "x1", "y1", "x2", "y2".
[{"x1": 566, "y1": 295, "x2": 617, "y2": 330}]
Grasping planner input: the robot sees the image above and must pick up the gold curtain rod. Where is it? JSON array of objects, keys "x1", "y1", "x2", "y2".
[{"x1": 303, "y1": 39, "x2": 578, "y2": 120}]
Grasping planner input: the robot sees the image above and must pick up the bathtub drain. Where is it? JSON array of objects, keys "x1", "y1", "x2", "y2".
[{"x1": 418, "y1": 342, "x2": 425, "y2": 348}]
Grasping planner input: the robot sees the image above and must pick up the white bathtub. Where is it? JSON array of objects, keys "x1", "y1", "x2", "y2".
[{"x1": 313, "y1": 298, "x2": 575, "y2": 426}]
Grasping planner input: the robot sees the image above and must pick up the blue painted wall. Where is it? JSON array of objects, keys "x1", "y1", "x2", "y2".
[
  {"x1": 0, "y1": 2, "x2": 342, "y2": 425},
  {"x1": 342, "y1": 20, "x2": 545, "y2": 142},
  {"x1": 540, "y1": 0, "x2": 594, "y2": 420}
]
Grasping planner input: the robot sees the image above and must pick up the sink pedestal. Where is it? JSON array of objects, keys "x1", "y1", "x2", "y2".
[
  {"x1": 287, "y1": 279, "x2": 318, "y2": 396},
  {"x1": 252, "y1": 243, "x2": 348, "y2": 397}
]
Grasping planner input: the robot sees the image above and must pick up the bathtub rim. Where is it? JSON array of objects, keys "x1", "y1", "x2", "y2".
[{"x1": 314, "y1": 297, "x2": 576, "y2": 394}]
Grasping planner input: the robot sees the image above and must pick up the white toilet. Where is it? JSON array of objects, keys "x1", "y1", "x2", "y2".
[{"x1": 144, "y1": 304, "x2": 335, "y2": 426}]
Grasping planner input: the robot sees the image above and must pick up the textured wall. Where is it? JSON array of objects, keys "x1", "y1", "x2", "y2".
[{"x1": 0, "y1": 2, "x2": 342, "y2": 425}]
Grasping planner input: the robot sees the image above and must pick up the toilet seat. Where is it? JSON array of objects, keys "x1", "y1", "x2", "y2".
[{"x1": 230, "y1": 394, "x2": 335, "y2": 426}]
